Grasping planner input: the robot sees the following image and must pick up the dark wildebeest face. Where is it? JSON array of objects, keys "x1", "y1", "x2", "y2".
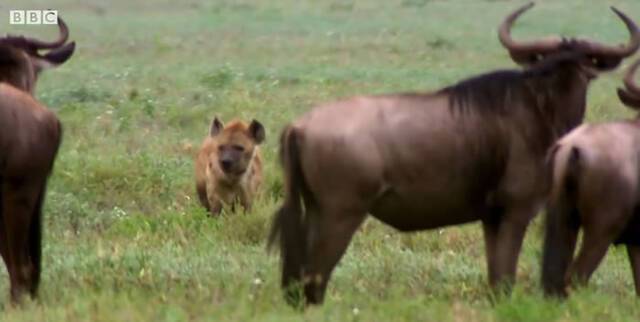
[
  {"x1": 209, "y1": 117, "x2": 265, "y2": 179},
  {"x1": 542, "y1": 59, "x2": 640, "y2": 298},
  {"x1": 268, "y1": 3, "x2": 640, "y2": 307},
  {"x1": 0, "y1": 18, "x2": 74, "y2": 304},
  {"x1": 0, "y1": 18, "x2": 75, "y2": 94}
]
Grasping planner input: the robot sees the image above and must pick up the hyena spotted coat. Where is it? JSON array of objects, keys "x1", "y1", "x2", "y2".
[{"x1": 195, "y1": 117, "x2": 265, "y2": 215}]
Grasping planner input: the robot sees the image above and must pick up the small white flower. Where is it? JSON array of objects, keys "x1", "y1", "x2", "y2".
[
  {"x1": 352, "y1": 307, "x2": 360, "y2": 315},
  {"x1": 253, "y1": 278, "x2": 263, "y2": 286}
]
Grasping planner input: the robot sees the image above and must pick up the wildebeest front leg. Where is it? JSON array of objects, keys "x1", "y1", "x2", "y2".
[
  {"x1": 627, "y1": 245, "x2": 640, "y2": 296},
  {"x1": 303, "y1": 206, "x2": 366, "y2": 305},
  {"x1": 2, "y1": 178, "x2": 40, "y2": 302},
  {"x1": 482, "y1": 219, "x2": 499, "y2": 285},
  {"x1": 489, "y1": 208, "x2": 533, "y2": 292}
]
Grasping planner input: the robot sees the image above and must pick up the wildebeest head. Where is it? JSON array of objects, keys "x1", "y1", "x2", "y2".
[
  {"x1": 208, "y1": 117, "x2": 265, "y2": 179},
  {"x1": 0, "y1": 17, "x2": 75, "y2": 94},
  {"x1": 499, "y1": 2, "x2": 640, "y2": 74},
  {"x1": 617, "y1": 59, "x2": 640, "y2": 110}
]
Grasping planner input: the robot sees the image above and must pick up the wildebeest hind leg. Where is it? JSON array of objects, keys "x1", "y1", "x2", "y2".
[
  {"x1": 303, "y1": 206, "x2": 366, "y2": 305},
  {"x1": 2, "y1": 178, "x2": 40, "y2": 302},
  {"x1": 626, "y1": 245, "x2": 640, "y2": 296},
  {"x1": 569, "y1": 227, "x2": 614, "y2": 289}
]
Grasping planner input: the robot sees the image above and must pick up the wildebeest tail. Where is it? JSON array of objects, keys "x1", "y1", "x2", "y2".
[
  {"x1": 267, "y1": 125, "x2": 308, "y2": 292},
  {"x1": 542, "y1": 144, "x2": 581, "y2": 297},
  {"x1": 30, "y1": 118, "x2": 62, "y2": 295}
]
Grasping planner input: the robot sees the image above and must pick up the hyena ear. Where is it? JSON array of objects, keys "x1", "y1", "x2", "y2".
[
  {"x1": 209, "y1": 117, "x2": 223, "y2": 136},
  {"x1": 249, "y1": 120, "x2": 265, "y2": 144}
]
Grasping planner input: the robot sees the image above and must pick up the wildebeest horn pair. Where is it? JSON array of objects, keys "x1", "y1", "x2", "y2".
[
  {"x1": 499, "y1": 2, "x2": 640, "y2": 67},
  {"x1": 0, "y1": 17, "x2": 75, "y2": 68},
  {"x1": 268, "y1": 3, "x2": 640, "y2": 307},
  {"x1": 1, "y1": 17, "x2": 69, "y2": 49}
]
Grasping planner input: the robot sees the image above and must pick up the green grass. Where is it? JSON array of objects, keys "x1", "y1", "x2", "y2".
[{"x1": 2, "y1": 0, "x2": 640, "y2": 320}]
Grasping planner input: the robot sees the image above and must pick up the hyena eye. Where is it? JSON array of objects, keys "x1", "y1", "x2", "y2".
[{"x1": 232, "y1": 145, "x2": 245, "y2": 152}]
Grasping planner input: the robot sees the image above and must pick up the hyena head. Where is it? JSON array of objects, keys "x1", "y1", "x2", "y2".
[{"x1": 208, "y1": 117, "x2": 265, "y2": 180}]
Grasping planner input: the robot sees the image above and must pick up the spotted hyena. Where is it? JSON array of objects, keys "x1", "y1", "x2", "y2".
[{"x1": 195, "y1": 117, "x2": 265, "y2": 215}]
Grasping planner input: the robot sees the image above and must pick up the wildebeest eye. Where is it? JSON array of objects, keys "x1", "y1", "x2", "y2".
[{"x1": 232, "y1": 145, "x2": 245, "y2": 152}]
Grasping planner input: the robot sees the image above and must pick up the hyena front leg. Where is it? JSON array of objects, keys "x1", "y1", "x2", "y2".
[
  {"x1": 206, "y1": 183, "x2": 223, "y2": 217},
  {"x1": 239, "y1": 188, "x2": 252, "y2": 213}
]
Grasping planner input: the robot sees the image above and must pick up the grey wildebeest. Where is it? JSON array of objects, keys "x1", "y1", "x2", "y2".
[
  {"x1": 542, "y1": 59, "x2": 640, "y2": 297},
  {"x1": 0, "y1": 19, "x2": 75, "y2": 302},
  {"x1": 268, "y1": 3, "x2": 640, "y2": 305}
]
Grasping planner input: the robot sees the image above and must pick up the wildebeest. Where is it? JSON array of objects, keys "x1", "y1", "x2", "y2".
[
  {"x1": 542, "y1": 59, "x2": 640, "y2": 297},
  {"x1": 195, "y1": 117, "x2": 265, "y2": 215},
  {"x1": 0, "y1": 19, "x2": 75, "y2": 302},
  {"x1": 268, "y1": 3, "x2": 640, "y2": 305}
]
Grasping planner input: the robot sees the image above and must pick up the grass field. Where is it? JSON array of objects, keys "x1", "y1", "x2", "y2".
[{"x1": 3, "y1": 0, "x2": 640, "y2": 321}]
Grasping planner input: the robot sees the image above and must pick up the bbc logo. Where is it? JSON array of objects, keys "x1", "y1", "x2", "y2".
[{"x1": 9, "y1": 10, "x2": 58, "y2": 25}]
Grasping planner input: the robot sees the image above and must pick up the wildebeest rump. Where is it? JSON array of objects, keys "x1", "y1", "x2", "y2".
[
  {"x1": 542, "y1": 59, "x2": 640, "y2": 297},
  {"x1": 0, "y1": 19, "x2": 75, "y2": 303},
  {"x1": 268, "y1": 3, "x2": 640, "y2": 306}
]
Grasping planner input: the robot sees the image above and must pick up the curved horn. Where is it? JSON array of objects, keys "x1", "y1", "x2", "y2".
[
  {"x1": 624, "y1": 59, "x2": 640, "y2": 96},
  {"x1": 24, "y1": 16, "x2": 69, "y2": 49},
  {"x1": 498, "y1": 2, "x2": 563, "y2": 58},
  {"x1": 580, "y1": 7, "x2": 640, "y2": 58},
  {"x1": 617, "y1": 59, "x2": 640, "y2": 109}
]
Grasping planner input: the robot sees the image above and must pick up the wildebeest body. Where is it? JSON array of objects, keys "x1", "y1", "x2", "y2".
[
  {"x1": 291, "y1": 63, "x2": 589, "y2": 232},
  {"x1": 0, "y1": 85, "x2": 61, "y2": 175}
]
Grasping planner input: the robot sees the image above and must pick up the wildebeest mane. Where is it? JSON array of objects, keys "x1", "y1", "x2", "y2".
[
  {"x1": 0, "y1": 45, "x2": 30, "y2": 86},
  {"x1": 440, "y1": 51, "x2": 586, "y2": 114},
  {"x1": 0, "y1": 45, "x2": 25, "y2": 67}
]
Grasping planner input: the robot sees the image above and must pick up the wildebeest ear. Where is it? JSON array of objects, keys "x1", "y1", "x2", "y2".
[
  {"x1": 249, "y1": 120, "x2": 265, "y2": 144},
  {"x1": 209, "y1": 117, "x2": 223, "y2": 136},
  {"x1": 617, "y1": 87, "x2": 640, "y2": 110},
  {"x1": 31, "y1": 42, "x2": 76, "y2": 70}
]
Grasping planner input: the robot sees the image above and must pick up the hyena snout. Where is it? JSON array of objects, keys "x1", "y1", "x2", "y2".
[
  {"x1": 217, "y1": 147, "x2": 248, "y2": 175},
  {"x1": 219, "y1": 157, "x2": 233, "y2": 172}
]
